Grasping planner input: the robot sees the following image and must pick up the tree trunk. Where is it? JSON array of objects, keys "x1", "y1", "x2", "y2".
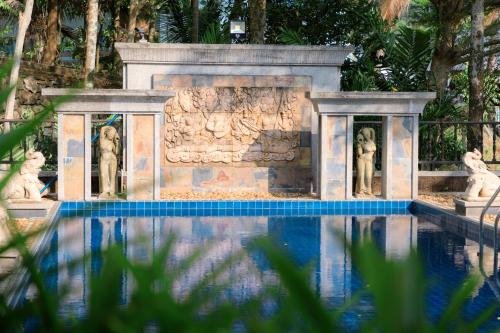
[
  {"x1": 127, "y1": 0, "x2": 139, "y2": 42},
  {"x1": 42, "y1": 0, "x2": 59, "y2": 65},
  {"x1": 84, "y1": 0, "x2": 99, "y2": 88},
  {"x1": 5, "y1": 0, "x2": 35, "y2": 129},
  {"x1": 467, "y1": 0, "x2": 485, "y2": 151},
  {"x1": 249, "y1": 0, "x2": 266, "y2": 44},
  {"x1": 112, "y1": 1, "x2": 122, "y2": 67},
  {"x1": 430, "y1": 28, "x2": 456, "y2": 98},
  {"x1": 191, "y1": 0, "x2": 199, "y2": 43}
]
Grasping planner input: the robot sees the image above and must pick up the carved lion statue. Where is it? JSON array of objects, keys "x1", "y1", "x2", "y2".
[
  {"x1": 1, "y1": 150, "x2": 48, "y2": 202},
  {"x1": 462, "y1": 148, "x2": 500, "y2": 201}
]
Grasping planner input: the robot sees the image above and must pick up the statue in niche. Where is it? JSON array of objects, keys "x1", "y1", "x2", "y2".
[
  {"x1": 98, "y1": 126, "x2": 120, "y2": 199},
  {"x1": 1, "y1": 150, "x2": 48, "y2": 201},
  {"x1": 355, "y1": 127, "x2": 377, "y2": 198},
  {"x1": 462, "y1": 149, "x2": 500, "y2": 201}
]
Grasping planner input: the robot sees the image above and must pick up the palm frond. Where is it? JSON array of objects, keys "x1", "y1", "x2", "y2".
[{"x1": 278, "y1": 27, "x2": 306, "y2": 45}]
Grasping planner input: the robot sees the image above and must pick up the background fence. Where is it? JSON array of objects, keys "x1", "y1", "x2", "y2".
[
  {"x1": 419, "y1": 121, "x2": 500, "y2": 170},
  {"x1": 0, "y1": 117, "x2": 123, "y2": 172},
  {"x1": 2, "y1": 118, "x2": 500, "y2": 172}
]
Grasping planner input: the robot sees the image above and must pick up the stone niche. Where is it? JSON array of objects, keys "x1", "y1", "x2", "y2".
[{"x1": 155, "y1": 76, "x2": 313, "y2": 194}]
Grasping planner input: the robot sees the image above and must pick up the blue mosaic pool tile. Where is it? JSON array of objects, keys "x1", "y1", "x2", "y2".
[{"x1": 58, "y1": 200, "x2": 413, "y2": 217}]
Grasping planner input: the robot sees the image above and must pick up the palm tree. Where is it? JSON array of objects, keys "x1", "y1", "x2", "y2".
[
  {"x1": 84, "y1": 0, "x2": 99, "y2": 88},
  {"x1": 249, "y1": 0, "x2": 266, "y2": 44},
  {"x1": 468, "y1": 0, "x2": 485, "y2": 149},
  {"x1": 4, "y1": 0, "x2": 35, "y2": 131},
  {"x1": 192, "y1": 0, "x2": 199, "y2": 42},
  {"x1": 128, "y1": 0, "x2": 139, "y2": 42},
  {"x1": 42, "y1": 0, "x2": 59, "y2": 65}
]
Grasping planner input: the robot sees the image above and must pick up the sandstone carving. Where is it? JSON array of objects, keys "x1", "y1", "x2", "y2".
[
  {"x1": 164, "y1": 88, "x2": 300, "y2": 164},
  {"x1": 355, "y1": 127, "x2": 376, "y2": 198},
  {"x1": 1, "y1": 150, "x2": 48, "y2": 201},
  {"x1": 98, "y1": 126, "x2": 120, "y2": 199},
  {"x1": 462, "y1": 148, "x2": 500, "y2": 201}
]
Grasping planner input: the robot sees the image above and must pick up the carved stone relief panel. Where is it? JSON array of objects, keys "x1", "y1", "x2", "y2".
[{"x1": 164, "y1": 87, "x2": 300, "y2": 164}]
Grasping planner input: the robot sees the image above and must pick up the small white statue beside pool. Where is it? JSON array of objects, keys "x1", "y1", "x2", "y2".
[
  {"x1": 462, "y1": 149, "x2": 500, "y2": 201},
  {"x1": 1, "y1": 150, "x2": 48, "y2": 202}
]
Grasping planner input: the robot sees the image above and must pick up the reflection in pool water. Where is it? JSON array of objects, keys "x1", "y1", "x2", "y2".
[{"x1": 31, "y1": 214, "x2": 500, "y2": 331}]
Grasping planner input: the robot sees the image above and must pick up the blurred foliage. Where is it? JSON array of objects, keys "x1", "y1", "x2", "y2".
[
  {"x1": 0, "y1": 61, "x2": 497, "y2": 332},
  {"x1": 0, "y1": 223, "x2": 495, "y2": 332}
]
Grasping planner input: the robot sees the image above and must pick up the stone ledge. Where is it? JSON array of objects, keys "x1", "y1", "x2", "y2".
[
  {"x1": 454, "y1": 197, "x2": 500, "y2": 218},
  {"x1": 309, "y1": 91, "x2": 436, "y2": 115},
  {"x1": 42, "y1": 88, "x2": 175, "y2": 98},
  {"x1": 43, "y1": 88, "x2": 175, "y2": 113},
  {"x1": 309, "y1": 91, "x2": 436, "y2": 100},
  {"x1": 153, "y1": 74, "x2": 312, "y2": 89},
  {"x1": 115, "y1": 43, "x2": 353, "y2": 66},
  {"x1": 6, "y1": 199, "x2": 56, "y2": 218}
]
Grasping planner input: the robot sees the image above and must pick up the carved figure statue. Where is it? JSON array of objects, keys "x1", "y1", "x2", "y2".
[
  {"x1": 462, "y1": 148, "x2": 500, "y2": 201},
  {"x1": 355, "y1": 127, "x2": 376, "y2": 198},
  {"x1": 1, "y1": 150, "x2": 48, "y2": 201},
  {"x1": 98, "y1": 126, "x2": 120, "y2": 199}
]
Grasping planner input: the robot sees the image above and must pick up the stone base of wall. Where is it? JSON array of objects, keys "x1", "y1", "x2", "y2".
[
  {"x1": 161, "y1": 166, "x2": 312, "y2": 194},
  {"x1": 419, "y1": 176, "x2": 467, "y2": 192}
]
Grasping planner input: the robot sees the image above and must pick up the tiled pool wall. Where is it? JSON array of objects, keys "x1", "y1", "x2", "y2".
[
  {"x1": 411, "y1": 200, "x2": 500, "y2": 248},
  {"x1": 59, "y1": 200, "x2": 413, "y2": 217}
]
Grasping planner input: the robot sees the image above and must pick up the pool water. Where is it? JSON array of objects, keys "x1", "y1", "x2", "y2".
[{"x1": 29, "y1": 213, "x2": 500, "y2": 331}]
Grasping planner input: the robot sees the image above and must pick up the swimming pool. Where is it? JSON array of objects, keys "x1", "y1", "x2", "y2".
[{"x1": 15, "y1": 201, "x2": 500, "y2": 331}]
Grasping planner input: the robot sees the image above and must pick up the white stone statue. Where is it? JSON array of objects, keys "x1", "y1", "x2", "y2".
[
  {"x1": 1, "y1": 150, "x2": 48, "y2": 202},
  {"x1": 355, "y1": 127, "x2": 376, "y2": 198},
  {"x1": 462, "y1": 148, "x2": 500, "y2": 201},
  {"x1": 98, "y1": 126, "x2": 120, "y2": 199}
]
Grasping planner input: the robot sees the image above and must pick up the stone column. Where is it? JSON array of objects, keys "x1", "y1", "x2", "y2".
[
  {"x1": 58, "y1": 114, "x2": 87, "y2": 200},
  {"x1": 390, "y1": 116, "x2": 416, "y2": 199},
  {"x1": 319, "y1": 115, "x2": 353, "y2": 200},
  {"x1": 127, "y1": 114, "x2": 159, "y2": 200}
]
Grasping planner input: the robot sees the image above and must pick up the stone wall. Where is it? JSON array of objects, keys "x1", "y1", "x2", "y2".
[
  {"x1": 0, "y1": 59, "x2": 121, "y2": 119},
  {"x1": 155, "y1": 75, "x2": 313, "y2": 194}
]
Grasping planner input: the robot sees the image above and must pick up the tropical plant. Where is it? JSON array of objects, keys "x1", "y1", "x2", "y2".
[
  {"x1": 384, "y1": 24, "x2": 434, "y2": 91},
  {"x1": 200, "y1": 22, "x2": 229, "y2": 44},
  {"x1": 277, "y1": 27, "x2": 306, "y2": 46},
  {"x1": 4, "y1": 0, "x2": 35, "y2": 133}
]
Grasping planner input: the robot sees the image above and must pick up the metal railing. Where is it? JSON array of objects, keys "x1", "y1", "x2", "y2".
[
  {"x1": 478, "y1": 186, "x2": 500, "y2": 298},
  {"x1": 0, "y1": 117, "x2": 123, "y2": 171},
  {"x1": 2, "y1": 118, "x2": 500, "y2": 172},
  {"x1": 0, "y1": 118, "x2": 58, "y2": 169},
  {"x1": 419, "y1": 121, "x2": 500, "y2": 170}
]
